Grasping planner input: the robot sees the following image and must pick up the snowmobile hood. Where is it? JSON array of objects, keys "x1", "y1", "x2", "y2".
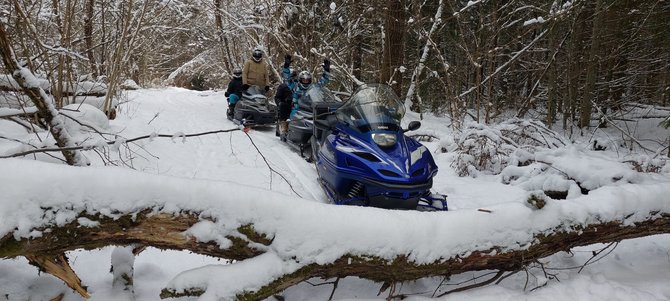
[{"x1": 333, "y1": 125, "x2": 437, "y2": 184}]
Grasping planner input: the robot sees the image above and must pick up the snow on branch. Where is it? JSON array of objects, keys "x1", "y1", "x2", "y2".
[
  {"x1": 0, "y1": 128, "x2": 241, "y2": 159},
  {"x1": 453, "y1": 0, "x2": 484, "y2": 16}
]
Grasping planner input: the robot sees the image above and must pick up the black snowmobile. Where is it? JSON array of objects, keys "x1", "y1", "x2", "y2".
[
  {"x1": 227, "y1": 85, "x2": 277, "y2": 127},
  {"x1": 284, "y1": 86, "x2": 343, "y2": 159}
]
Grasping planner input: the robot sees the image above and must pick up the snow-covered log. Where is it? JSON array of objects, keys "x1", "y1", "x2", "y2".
[
  {"x1": 1, "y1": 159, "x2": 670, "y2": 300},
  {"x1": 1, "y1": 199, "x2": 669, "y2": 299}
]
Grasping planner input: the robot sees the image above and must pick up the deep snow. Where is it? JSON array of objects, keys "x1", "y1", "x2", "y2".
[{"x1": 1, "y1": 87, "x2": 669, "y2": 300}]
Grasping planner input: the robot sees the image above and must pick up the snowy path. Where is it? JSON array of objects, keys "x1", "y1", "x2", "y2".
[{"x1": 112, "y1": 88, "x2": 326, "y2": 202}]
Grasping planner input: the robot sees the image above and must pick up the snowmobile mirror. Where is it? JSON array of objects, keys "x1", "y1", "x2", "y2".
[{"x1": 405, "y1": 121, "x2": 421, "y2": 132}]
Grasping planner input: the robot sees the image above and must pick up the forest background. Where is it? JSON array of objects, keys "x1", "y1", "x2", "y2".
[{"x1": 2, "y1": 0, "x2": 668, "y2": 134}]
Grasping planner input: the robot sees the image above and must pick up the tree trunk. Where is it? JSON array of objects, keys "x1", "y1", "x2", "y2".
[
  {"x1": 380, "y1": 0, "x2": 405, "y2": 96},
  {"x1": 51, "y1": 0, "x2": 65, "y2": 108},
  {"x1": 214, "y1": 0, "x2": 233, "y2": 72},
  {"x1": 85, "y1": 0, "x2": 98, "y2": 78},
  {"x1": 404, "y1": 0, "x2": 444, "y2": 112},
  {"x1": 579, "y1": 0, "x2": 605, "y2": 128},
  {"x1": 546, "y1": 24, "x2": 558, "y2": 126},
  {"x1": 103, "y1": 0, "x2": 133, "y2": 118},
  {"x1": 565, "y1": 10, "x2": 585, "y2": 131}
]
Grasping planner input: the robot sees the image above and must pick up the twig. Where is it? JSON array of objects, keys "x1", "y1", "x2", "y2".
[
  {"x1": 432, "y1": 275, "x2": 450, "y2": 297},
  {"x1": 436, "y1": 270, "x2": 505, "y2": 297},
  {"x1": 578, "y1": 241, "x2": 617, "y2": 273},
  {"x1": 242, "y1": 131, "x2": 302, "y2": 198},
  {"x1": 148, "y1": 112, "x2": 160, "y2": 124},
  {"x1": 59, "y1": 112, "x2": 116, "y2": 137},
  {"x1": 442, "y1": 271, "x2": 500, "y2": 287},
  {"x1": 0, "y1": 135, "x2": 66, "y2": 163},
  {"x1": 545, "y1": 242, "x2": 619, "y2": 272},
  {"x1": 523, "y1": 266, "x2": 530, "y2": 291},
  {"x1": 304, "y1": 279, "x2": 338, "y2": 287},
  {"x1": 495, "y1": 270, "x2": 520, "y2": 285},
  {"x1": 591, "y1": 100, "x2": 655, "y2": 154},
  {"x1": 328, "y1": 277, "x2": 339, "y2": 301},
  {"x1": 0, "y1": 128, "x2": 241, "y2": 159}
]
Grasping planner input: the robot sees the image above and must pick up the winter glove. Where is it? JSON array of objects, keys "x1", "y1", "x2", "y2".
[
  {"x1": 283, "y1": 54, "x2": 292, "y2": 68},
  {"x1": 265, "y1": 85, "x2": 270, "y2": 92},
  {"x1": 242, "y1": 84, "x2": 250, "y2": 90},
  {"x1": 225, "y1": 91, "x2": 230, "y2": 97},
  {"x1": 323, "y1": 59, "x2": 331, "y2": 72}
]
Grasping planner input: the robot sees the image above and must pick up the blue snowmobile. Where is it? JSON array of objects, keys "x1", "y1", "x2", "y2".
[
  {"x1": 227, "y1": 85, "x2": 277, "y2": 127},
  {"x1": 311, "y1": 84, "x2": 447, "y2": 211}
]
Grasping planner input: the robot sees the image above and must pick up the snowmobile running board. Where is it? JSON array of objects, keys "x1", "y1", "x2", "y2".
[{"x1": 231, "y1": 118, "x2": 277, "y2": 129}]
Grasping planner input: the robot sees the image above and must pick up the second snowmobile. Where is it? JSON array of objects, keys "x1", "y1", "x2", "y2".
[
  {"x1": 227, "y1": 85, "x2": 277, "y2": 127},
  {"x1": 284, "y1": 86, "x2": 343, "y2": 159}
]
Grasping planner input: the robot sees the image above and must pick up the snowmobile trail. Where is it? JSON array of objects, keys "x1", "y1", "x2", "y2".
[
  {"x1": 229, "y1": 121, "x2": 326, "y2": 202},
  {"x1": 269, "y1": 140, "x2": 326, "y2": 202}
]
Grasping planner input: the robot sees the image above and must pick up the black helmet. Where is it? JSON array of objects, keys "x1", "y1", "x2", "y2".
[
  {"x1": 232, "y1": 67, "x2": 242, "y2": 78},
  {"x1": 298, "y1": 71, "x2": 312, "y2": 89},
  {"x1": 252, "y1": 49, "x2": 263, "y2": 62}
]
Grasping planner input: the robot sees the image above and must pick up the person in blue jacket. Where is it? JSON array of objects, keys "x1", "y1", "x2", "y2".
[
  {"x1": 224, "y1": 67, "x2": 243, "y2": 118},
  {"x1": 281, "y1": 54, "x2": 330, "y2": 118}
]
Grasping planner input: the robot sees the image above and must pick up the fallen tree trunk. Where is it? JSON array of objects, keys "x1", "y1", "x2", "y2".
[
  {"x1": 164, "y1": 213, "x2": 670, "y2": 300},
  {"x1": 2, "y1": 208, "x2": 669, "y2": 300},
  {"x1": 0, "y1": 212, "x2": 268, "y2": 259}
]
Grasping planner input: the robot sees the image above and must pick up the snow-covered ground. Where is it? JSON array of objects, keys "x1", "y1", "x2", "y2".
[{"x1": 1, "y1": 88, "x2": 669, "y2": 300}]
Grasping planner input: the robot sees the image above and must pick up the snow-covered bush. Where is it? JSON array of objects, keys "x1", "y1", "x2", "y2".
[
  {"x1": 497, "y1": 118, "x2": 568, "y2": 150},
  {"x1": 451, "y1": 122, "x2": 518, "y2": 176},
  {"x1": 58, "y1": 103, "x2": 110, "y2": 135},
  {"x1": 622, "y1": 156, "x2": 667, "y2": 173},
  {"x1": 120, "y1": 79, "x2": 141, "y2": 90},
  {"x1": 452, "y1": 119, "x2": 566, "y2": 177}
]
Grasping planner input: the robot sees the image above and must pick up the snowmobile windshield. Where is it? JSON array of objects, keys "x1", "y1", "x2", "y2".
[
  {"x1": 246, "y1": 85, "x2": 265, "y2": 97},
  {"x1": 301, "y1": 86, "x2": 340, "y2": 107},
  {"x1": 336, "y1": 84, "x2": 405, "y2": 133}
]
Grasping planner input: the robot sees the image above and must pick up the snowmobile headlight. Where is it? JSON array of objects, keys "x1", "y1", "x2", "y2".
[{"x1": 372, "y1": 133, "x2": 397, "y2": 147}]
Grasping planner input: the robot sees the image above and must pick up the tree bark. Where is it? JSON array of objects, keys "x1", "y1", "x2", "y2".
[
  {"x1": 214, "y1": 0, "x2": 233, "y2": 72},
  {"x1": 579, "y1": 0, "x2": 605, "y2": 128},
  {"x1": 404, "y1": 0, "x2": 443, "y2": 111},
  {"x1": 223, "y1": 214, "x2": 670, "y2": 301},
  {"x1": 380, "y1": 0, "x2": 406, "y2": 96},
  {"x1": 546, "y1": 23, "x2": 558, "y2": 126},
  {"x1": 85, "y1": 0, "x2": 99, "y2": 78}
]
